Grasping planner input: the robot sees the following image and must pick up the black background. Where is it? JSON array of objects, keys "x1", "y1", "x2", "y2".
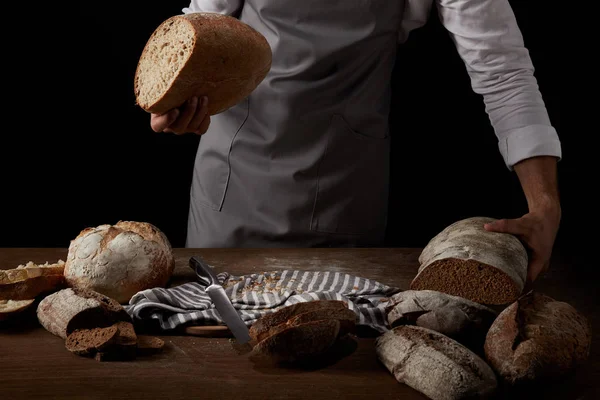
[{"x1": 0, "y1": 1, "x2": 591, "y2": 255}]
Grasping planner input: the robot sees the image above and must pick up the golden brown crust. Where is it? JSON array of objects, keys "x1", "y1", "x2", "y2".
[
  {"x1": 64, "y1": 221, "x2": 175, "y2": 304},
  {"x1": 0, "y1": 275, "x2": 65, "y2": 301},
  {"x1": 134, "y1": 12, "x2": 272, "y2": 115}
]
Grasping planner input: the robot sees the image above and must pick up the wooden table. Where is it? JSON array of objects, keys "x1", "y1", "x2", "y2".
[{"x1": 1, "y1": 248, "x2": 598, "y2": 400}]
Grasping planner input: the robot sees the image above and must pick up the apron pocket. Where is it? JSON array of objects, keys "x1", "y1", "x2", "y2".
[
  {"x1": 310, "y1": 114, "x2": 390, "y2": 235},
  {"x1": 190, "y1": 98, "x2": 249, "y2": 211}
]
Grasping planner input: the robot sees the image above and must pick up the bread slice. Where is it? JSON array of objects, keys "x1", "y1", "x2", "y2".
[
  {"x1": 0, "y1": 299, "x2": 35, "y2": 321},
  {"x1": 134, "y1": 12, "x2": 272, "y2": 116},
  {"x1": 0, "y1": 260, "x2": 65, "y2": 300},
  {"x1": 375, "y1": 325, "x2": 498, "y2": 400},
  {"x1": 251, "y1": 319, "x2": 341, "y2": 363},
  {"x1": 136, "y1": 335, "x2": 165, "y2": 356},
  {"x1": 249, "y1": 300, "x2": 350, "y2": 342},
  {"x1": 65, "y1": 325, "x2": 119, "y2": 356},
  {"x1": 37, "y1": 288, "x2": 131, "y2": 339}
]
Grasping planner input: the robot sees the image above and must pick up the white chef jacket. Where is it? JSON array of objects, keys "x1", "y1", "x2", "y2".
[{"x1": 181, "y1": 0, "x2": 562, "y2": 248}]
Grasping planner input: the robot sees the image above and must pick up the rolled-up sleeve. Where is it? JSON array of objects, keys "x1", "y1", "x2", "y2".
[
  {"x1": 183, "y1": 0, "x2": 244, "y2": 16},
  {"x1": 435, "y1": 0, "x2": 562, "y2": 169}
]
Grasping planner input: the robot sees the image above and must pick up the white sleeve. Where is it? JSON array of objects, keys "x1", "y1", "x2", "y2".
[
  {"x1": 436, "y1": 0, "x2": 561, "y2": 170},
  {"x1": 183, "y1": 0, "x2": 244, "y2": 16}
]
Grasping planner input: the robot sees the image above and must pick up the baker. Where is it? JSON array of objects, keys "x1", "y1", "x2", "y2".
[{"x1": 149, "y1": 0, "x2": 562, "y2": 285}]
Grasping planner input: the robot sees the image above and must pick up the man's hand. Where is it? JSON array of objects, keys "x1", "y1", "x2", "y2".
[
  {"x1": 483, "y1": 156, "x2": 561, "y2": 285},
  {"x1": 150, "y1": 96, "x2": 211, "y2": 135}
]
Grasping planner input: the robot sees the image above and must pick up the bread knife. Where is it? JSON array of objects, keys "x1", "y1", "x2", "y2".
[{"x1": 189, "y1": 256, "x2": 251, "y2": 344}]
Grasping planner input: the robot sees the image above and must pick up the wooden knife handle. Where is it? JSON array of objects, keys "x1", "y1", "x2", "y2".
[{"x1": 183, "y1": 325, "x2": 232, "y2": 337}]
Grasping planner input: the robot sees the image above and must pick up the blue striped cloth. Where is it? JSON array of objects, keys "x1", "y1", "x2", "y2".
[{"x1": 125, "y1": 270, "x2": 401, "y2": 333}]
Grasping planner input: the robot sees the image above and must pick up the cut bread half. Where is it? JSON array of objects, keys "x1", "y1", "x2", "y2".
[{"x1": 0, "y1": 260, "x2": 66, "y2": 301}]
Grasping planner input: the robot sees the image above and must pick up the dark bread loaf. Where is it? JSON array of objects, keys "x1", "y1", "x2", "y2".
[
  {"x1": 249, "y1": 300, "x2": 357, "y2": 363},
  {"x1": 65, "y1": 325, "x2": 119, "y2": 356},
  {"x1": 386, "y1": 290, "x2": 497, "y2": 350},
  {"x1": 484, "y1": 291, "x2": 592, "y2": 385},
  {"x1": 375, "y1": 325, "x2": 498, "y2": 400},
  {"x1": 249, "y1": 300, "x2": 352, "y2": 342},
  {"x1": 410, "y1": 216, "x2": 528, "y2": 305},
  {"x1": 134, "y1": 12, "x2": 272, "y2": 116},
  {"x1": 251, "y1": 319, "x2": 341, "y2": 363},
  {"x1": 36, "y1": 288, "x2": 131, "y2": 339}
]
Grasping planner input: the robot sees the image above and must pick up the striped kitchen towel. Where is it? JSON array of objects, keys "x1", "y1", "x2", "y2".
[{"x1": 125, "y1": 270, "x2": 402, "y2": 333}]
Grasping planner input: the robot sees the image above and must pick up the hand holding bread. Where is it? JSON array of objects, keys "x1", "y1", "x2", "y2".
[{"x1": 150, "y1": 95, "x2": 211, "y2": 136}]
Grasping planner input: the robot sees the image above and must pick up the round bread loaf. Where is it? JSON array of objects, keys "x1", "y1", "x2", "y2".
[
  {"x1": 484, "y1": 291, "x2": 592, "y2": 385},
  {"x1": 134, "y1": 12, "x2": 272, "y2": 116},
  {"x1": 64, "y1": 221, "x2": 175, "y2": 304},
  {"x1": 410, "y1": 216, "x2": 528, "y2": 305}
]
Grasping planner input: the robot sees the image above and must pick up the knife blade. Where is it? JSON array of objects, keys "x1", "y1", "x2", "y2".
[{"x1": 189, "y1": 256, "x2": 252, "y2": 344}]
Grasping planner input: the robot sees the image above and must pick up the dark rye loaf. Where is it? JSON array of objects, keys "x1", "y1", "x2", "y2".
[
  {"x1": 37, "y1": 288, "x2": 131, "y2": 339},
  {"x1": 249, "y1": 300, "x2": 353, "y2": 343},
  {"x1": 484, "y1": 291, "x2": 592, "y2": 385},
  {"x1": 375, "y1": 325, "x2": 498, "y2": 400},
  {"x1": 249, "y1": 300, "x2": 357, "y2": 363},
  {"x1": 410, "y1": 216, "x2": 528, "y2": 305}
]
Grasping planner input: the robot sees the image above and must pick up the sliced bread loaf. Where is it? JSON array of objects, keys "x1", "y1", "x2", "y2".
[
  {"x1": 410, "y1": 216, "x2": 528, "y2": 305},
  {"x1": 249, "y1": 300, "x2": 351, "y2": 342},
  {"x1": 36, "y1": 288, "x2": 131, "y2": 339},
  {"x1": 65, "y1": 325, "x2": 119, "y2": 356}
]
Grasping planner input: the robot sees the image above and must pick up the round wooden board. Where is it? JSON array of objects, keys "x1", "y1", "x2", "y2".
[{"x1": 183, "y1": 325, "x2": 233, "y2": 337}]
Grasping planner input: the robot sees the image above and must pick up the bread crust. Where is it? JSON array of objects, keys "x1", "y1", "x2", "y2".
[
  {"x1": 410, "y1": 216, "x2": 528, "y2": 305},
  {"x1": 386, "y1": 290, "x2": 497, "y2": 350},
  {"x1": 375, "y1": 325, "x2": 498, "y2": 400},
  {"x1": 64, "y1": 221, "x2": 175, "y2": 304},
  {"x1": 134, "y1": 12, "x2": 272, "y2": 115},
  {"x1": 36, "y1": 288, "x2": 131, "y2": 339},
  {"x1": 484, "y1": 291, "x2": 592, "y2": 384},
  {"x1": 0, "y1": 260, "x2": 65, "y2": 301},
  {"x1": 248, "y1": 300, "x2": 351, "y2": 342}
]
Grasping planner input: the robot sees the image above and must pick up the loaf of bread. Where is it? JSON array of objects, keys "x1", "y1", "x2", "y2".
[
  {"x1": 375, "y1": 325, "x2": 497, "y2": 400},
  {"x1": 410, "y1": 216, "x2": 528, "y2": 305},
  {"x1": 134, "y1": 12, "x2": 272, "y2": 116},
  {"x1": 249, "y1": 300, "x2": 357, "y2": 363},
  {"x1": 36, "y1": 287, "x2": 131, "y2": 339},
  {"x1": 64, "y1": 221, "x2": 175, "y2": 304},
  {"x1": 0, "y1": 260, "x2": 65, "y2": 301},
  {"x1": 386, "y1": 290, "x2": 498, "y2": 351},
  {"x1": 484, "y1": 291, "x2": 592, "y2": 385},
  {"x1": 249, "y1": 300, "x2": 355, "y2": 343}
]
